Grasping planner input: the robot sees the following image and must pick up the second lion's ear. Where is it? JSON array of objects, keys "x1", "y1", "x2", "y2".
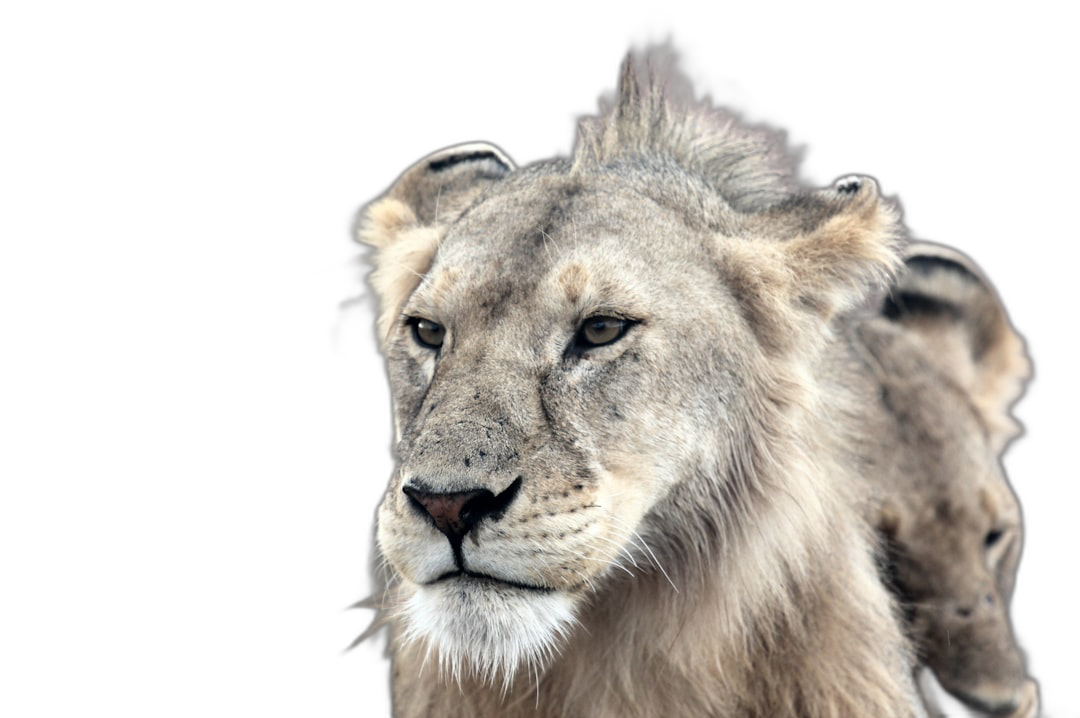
[
  {"x1": 882, "y1": 242, "x2": 1031, "y2": 453},
  {"x1": 357, "y1": 143, "x2": 516, "y2": 345}
]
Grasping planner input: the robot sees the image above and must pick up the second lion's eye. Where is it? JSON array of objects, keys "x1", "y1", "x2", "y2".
[
  {"x1": 411, "y1": 318, "x2": 445, "y2": 349},
  {"x1": 575, "y1": 316, "x2": 633, "y2": 349}
]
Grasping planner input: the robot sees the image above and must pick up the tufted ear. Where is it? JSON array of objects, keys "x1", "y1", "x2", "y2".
[
  {"x1": 357, "y1": 143, "x2": 515, "y2": 345},
  {"x1": 881, "y1": 242, "x2": 1031, "y2": 452},
  {"x1": 725, "y1": 176, "x2": 903, "y2": 354},
  {"x1": 780, "y1": 176, "x2": 903, "y2": 317}
]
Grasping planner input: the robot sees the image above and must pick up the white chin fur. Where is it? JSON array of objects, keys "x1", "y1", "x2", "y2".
[{"x1": 401, "y1": 579, "x2": 578, "y2": 688}]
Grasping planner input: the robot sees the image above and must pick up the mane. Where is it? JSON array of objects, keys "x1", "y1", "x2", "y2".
[{"x1": 571, "y1": 48, "x2": 800, "y2": 212}]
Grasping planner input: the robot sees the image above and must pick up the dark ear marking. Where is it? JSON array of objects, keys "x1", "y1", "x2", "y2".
[
  {"x1": 882, "y1": 291, "x2": 963, "y2": 322},
  {"x1": 883, "y1": 251, "x2": 982, "y2": 322},
  {"x1": 428, "y1": 150, "x2": 513, "y2": 174},
  {"x1": 904, "y1": 254, "x2": 981, "y2": 284},
  {"x1": 881, "y1": 240, "x2": 1031, "y2": 451},
  {"x1": 835, "y1": 175, "x2": 862, "y2": 195},
  {"x1": 379, "y1": 142, "x2": 517, "y2": 227}
]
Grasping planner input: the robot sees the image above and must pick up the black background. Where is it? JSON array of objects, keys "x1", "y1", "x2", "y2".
[{"x1": 230, "y1": 12, "x2": 1071, "y2": 716}]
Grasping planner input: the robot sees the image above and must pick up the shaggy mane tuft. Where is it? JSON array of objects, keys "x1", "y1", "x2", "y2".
[{"x1": 572, "y1": 48, "x2": 799, "y2": 212}]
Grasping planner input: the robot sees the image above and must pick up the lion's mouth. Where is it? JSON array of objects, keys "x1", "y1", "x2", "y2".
[
  {"x1": 928, "y1": 673, "x2": 1028, "y2": 716},
  {"x1": 430, "y1": 570, "x2": 555, "y2": 594}
]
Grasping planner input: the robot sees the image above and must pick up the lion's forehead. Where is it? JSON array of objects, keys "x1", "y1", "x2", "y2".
[
  {"x1": 920, "y1": 481, "x2": 1012, "y2": 527},
  {"x1": 436, "y1": 173, "x2": 705, "y2": 272}
]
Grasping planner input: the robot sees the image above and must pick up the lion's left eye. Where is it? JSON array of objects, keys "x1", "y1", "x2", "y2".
[
  {"x1": 574, "y1": 316, "x2": 633, "y2": 349},
  {"x1": 410, "y1": 318, "x2": 445, "y2": 349},
  {"x1": 984, "y1": 528, "x2": 1005, "y2": 548}
]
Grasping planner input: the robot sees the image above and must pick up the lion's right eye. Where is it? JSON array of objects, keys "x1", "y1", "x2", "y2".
[{"x1": 410, "y1": 318, "x2": 445, "y2": 349}]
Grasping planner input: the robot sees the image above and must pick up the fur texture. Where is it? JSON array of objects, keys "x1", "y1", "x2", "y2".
[{"x1": 357, "y1": 51, "x2": 932, "y2": 717}]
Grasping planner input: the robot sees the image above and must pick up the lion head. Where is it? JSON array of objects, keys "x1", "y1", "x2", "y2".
[
  {"x1": 859, "y1": 244, "x2": 1035, "y2": 716},
  {"x1": 356, "y1": 54, "x2": 929, "y2": 717}
]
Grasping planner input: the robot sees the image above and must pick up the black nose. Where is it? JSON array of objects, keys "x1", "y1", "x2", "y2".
[{"x1": 403, "y1": 477, "x2": 522, "y2": 543}]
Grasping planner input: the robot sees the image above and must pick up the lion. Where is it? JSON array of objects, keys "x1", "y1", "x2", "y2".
[
  {"x1": 356, "y1": 53, "x2": 934, "y2": 717},
  {"x1": 851, "y1": 244, "x2": 1037, "y2": 717}
]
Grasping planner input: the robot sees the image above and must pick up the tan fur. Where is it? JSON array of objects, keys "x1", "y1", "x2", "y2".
[
  {"x1": 557, "y1": 263, "x2": 589, "y2": 305},
  {"x1": 852, "y1": 243, "x2": 1036, "y2": 716},
  {"x1": 357, "y1": 52, "x2": 930, "y2": 717}
]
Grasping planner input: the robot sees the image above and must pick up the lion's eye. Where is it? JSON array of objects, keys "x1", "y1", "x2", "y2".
[
  {"x1": 575, "y1": 316, "x2": 632, "y2": 349},
  {"x1": 410, "y1": 318, "x2": 445, "y2": 349},
  {"x1": 984, "y1": 528, "x2": 1005, "y2": 548}
]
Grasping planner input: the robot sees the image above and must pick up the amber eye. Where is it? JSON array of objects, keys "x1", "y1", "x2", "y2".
[
  {"x1": 575, "y1": 316, "x2": 632, "y2": 349},
  {"x1": 410, "y1": 318, "x2": 445, "y2": 349}
]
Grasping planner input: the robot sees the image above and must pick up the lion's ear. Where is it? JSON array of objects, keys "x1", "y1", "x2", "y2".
[
  {"x1": 780, "y1": 176, "x2": 903, "y2": 319},
  {"x1": 882, "y1": 242, "x2": 1031, "y2": 452},
  {"x1": 726, "y1": 176, "x2": 902, "y2": 354},
  {"x1": 365, "y1": 142, "x2": 516, "y2": 235},
  {"x1": 358, "y1": 143, "x2": 516, "y2": 345}
]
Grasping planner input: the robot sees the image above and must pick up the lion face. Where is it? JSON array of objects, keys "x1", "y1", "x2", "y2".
[
  {"x1": 374, "y1": 169, "x2": 753, "y2": 683},
  {"x1": 870, "y1": 325, "x2": 1029, "y2": 714},
  {"x1": 889, "y1": 441, "x2": 1027, "y2": 713},
  {"x1": 364, "y1": 142, "x2": 903, "y2": 685}
]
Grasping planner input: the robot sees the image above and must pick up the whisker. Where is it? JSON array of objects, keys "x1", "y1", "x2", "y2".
[
  {"x1": 571, "y1": 549, "x2": 635, "y2": 578},
  {"x1": 541, "y1": 228, "x2": 561, "y2": 252},
  {"x1": 593, "y1": 508, "x2": 680, "y2": 593},
  {"x1": 569, "y1": 566, "x2": 598, "y2": 594},
  {"x1": 387, "y1": 261, "x2": 427, "y2": 281},
  {"x1": 588, "y1": 533, "x2": 642, "y2": 569},
  {"x1": 533, "y1": 659, "x2": 540, "y2": 709}
]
